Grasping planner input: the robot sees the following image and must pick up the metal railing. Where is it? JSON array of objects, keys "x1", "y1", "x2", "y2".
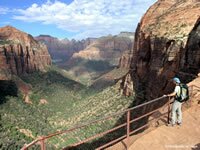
[{"x1": 21, "y1": 85, "x2": 200, "y2": 150}]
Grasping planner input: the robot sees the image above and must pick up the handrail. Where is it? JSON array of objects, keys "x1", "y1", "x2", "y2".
[
  {"x1": 21, "y1": 85, "x2": 200, "y2": 150},
  {"x1": 71, "y1": 123, "x2": 127, "y2": 147},
  {"x1": 21, "y1": 139, "x2": 39, "y2": 150},
  {"x1": 128, "y1": 96, "x2": 166, "y2": 112}
]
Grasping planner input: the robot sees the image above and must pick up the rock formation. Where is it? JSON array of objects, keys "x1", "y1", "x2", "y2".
[
  {"x1": 0, "y1": 26, "x2": 51, "y2": 80},
  {"x1": 70, "y1": 33, "x2": 134, "y2": 66},
  {"x1": 120, "y1": 0, "x2": 200, "y2": 99},
  {"x1": 35, "y1": 35, "x2": 96, "y2": 62}
]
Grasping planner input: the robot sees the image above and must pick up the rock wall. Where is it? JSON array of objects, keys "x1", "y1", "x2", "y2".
[
  {"x1": 185, "y1": 17, "x2": 200, "y2": 71},
  {"x1": 71, "y1": 34, "x2": 133, "y2": 66},
  {"x1": 120, "y1": 0, "x2": 200, "y2": 99},
  {"x1": 0, "y1": 26, "x2": 51, "y2": 80},
  {"x1": 35, "y1": 35, "x2": 96, "y2": 61}
]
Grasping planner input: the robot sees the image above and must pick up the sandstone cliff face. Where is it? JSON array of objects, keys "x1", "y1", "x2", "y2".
[
  {"x1": 0, "y1": 26, "x2": 51, "y2": 80},
  {"x1": 120, "y1": 0, "x2": 200, "y2": 98},
  {"x1": 71, "y1": 34, "x2": 134, "y2": 66},
  {"x1": 35, "y1": 35, "x2": 96, "y2": 62}
]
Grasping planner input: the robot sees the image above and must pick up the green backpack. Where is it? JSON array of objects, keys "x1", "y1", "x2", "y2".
[{"x1": 176, "y1": 84, "x2": 189, "y2": 102}]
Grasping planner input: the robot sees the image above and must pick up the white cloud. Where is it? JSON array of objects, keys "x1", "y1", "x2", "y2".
[
  {"x1": 0, "y1": 7, "x2": 9, "y2": 14},
  {"x1": 13, "y1": 0, "x2": 157, "y2": 39}
]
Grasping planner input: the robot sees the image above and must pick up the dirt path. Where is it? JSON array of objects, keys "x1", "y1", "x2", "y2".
[{"x1": 129, "y1": 105, "x2": 200, "y2": 150}]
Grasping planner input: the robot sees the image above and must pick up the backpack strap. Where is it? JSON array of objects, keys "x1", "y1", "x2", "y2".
[
  {"x1": 175, "y1": 84, "x2": 183, "y2": 102},
  {"x1": 180, "y1": 84, "x2": 182, "y2": 97}
]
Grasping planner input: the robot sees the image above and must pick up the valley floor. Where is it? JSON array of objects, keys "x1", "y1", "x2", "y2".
[{"x1": 0, "y1": 67, "x2": 134, "y2": 149}]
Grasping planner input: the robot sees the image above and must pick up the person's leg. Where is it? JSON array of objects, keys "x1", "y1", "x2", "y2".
[
  {"x1": 177, "y1": 102, "x2": 182, "y2": 124},
  {"x1": 171, "y1": 101, "x2": 178, "y2": 125}
]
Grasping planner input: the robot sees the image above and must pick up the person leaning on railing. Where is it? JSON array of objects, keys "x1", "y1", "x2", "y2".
[{"x1": 164, "y1": 77, "x2": 183, "y2": 127}]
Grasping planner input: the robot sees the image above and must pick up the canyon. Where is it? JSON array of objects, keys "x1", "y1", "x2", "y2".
[
  {"x1": 0, "y1": 0, "x2": 200, "y2": 149},
  {"x1": 35, "y1": 32, "x2": 134, "y2": 66},
  {"x1": 61, "y1": 33, "x2": 134, "y2": 85}
]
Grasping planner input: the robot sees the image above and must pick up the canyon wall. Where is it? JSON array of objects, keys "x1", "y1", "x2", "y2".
[
  {"x1": 35, "y1": 35, "x2": 96, "y2": 62},
  {"x1": 120, "y1": 0, "x2": 200, "y2": 99},
  {"x1": 71, "y1": 33, "x2": 134, "y2": 66},
  {"x1": 0, "y1": 26, "x2": 51, "y2": 80}
]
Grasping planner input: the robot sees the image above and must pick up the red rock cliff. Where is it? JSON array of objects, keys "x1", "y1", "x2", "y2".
[
  {"x1": 35, "y1": 35, "x2": 96, "y2": 62},
  {"x1": 120, "y1": 0, "x2": 200, "y2": 98},
  {"x1": 71, "y1": 34, "x2": 133, "y2": 66},
  {"x1": 0, "y1": 26, "x2": 51, "y2": 80}
]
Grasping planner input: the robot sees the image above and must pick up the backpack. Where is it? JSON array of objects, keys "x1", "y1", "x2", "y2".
[{"x1": 176, "y1": 84, "x2": 189, "y2": 102}]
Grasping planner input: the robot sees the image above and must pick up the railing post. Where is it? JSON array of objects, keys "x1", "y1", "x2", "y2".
[
  {"x1": 126, "y1": 110, "x2": 130, "y2": 147},
  {"x1": 40, "y1": 138, "x2": 46, "y2": 150},
  {"x1": 167, "y1": 97, "x2": 171, "y2": 124}
]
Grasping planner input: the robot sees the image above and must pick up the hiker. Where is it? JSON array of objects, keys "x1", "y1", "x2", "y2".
[{"x1": 165, "y1": 77, "x2": 183, "y2": 126}]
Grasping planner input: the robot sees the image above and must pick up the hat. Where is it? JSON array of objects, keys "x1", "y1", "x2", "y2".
[{"x1": 173, "y1": 77, "x2": 180, "y2": 84}]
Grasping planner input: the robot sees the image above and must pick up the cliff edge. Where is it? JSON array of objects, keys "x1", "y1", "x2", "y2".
[{"x1": 0, "y1": 26, "x2": 51, "y2": 80}]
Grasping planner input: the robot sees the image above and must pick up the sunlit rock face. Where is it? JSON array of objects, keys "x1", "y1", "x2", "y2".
[
  {"x1": 35, "y1": 35, "x2": 97, "y2": 62},
  {"x1": 70, "y1": 33, "x2": 134, "y2": 66},
  {"x1": 0, "y1": 26, "x2": 51, "y2": 80}
]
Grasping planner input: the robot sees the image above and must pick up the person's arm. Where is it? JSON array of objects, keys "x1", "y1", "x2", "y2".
[
  {"x1": 167, "y1": 91, "x2": 176, "y2": 97},
  {"x1": 166, "y1": 91, "x2": 176, "y2": 103},
  {"x1": 163, "y1": 86, "x2": 178, "y2": 98}
]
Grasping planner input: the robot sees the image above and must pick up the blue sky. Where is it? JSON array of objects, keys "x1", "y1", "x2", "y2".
[{"x1": 0, "y1": 0, "x2": 157, "y2": 39}]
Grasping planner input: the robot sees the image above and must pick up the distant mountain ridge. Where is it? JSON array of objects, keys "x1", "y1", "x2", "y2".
[
  {"x1": 117, "y1": 32, "x2": 135, "y2": 39},
  {"x1": 35, "y1": 35, "x2": 97, "y2": 62},
  {"x1": 70, "y1": 33, "x2": 134, "y2": 65},
  {"x1": 35, "y1": 32, "x2": 134, "y2": 63}
]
